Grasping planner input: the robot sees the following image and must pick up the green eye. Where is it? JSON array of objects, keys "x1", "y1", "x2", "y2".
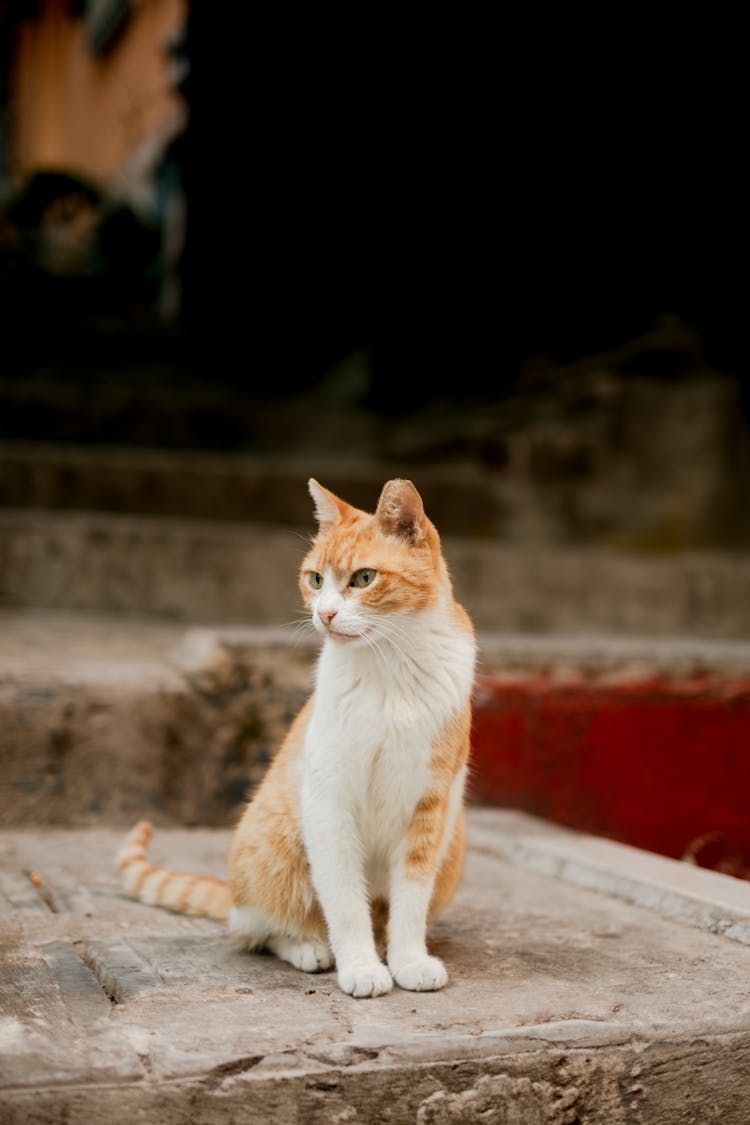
[
  {"x1": 309, "y1": 572, "x2": 323, "y2": 589},
  {"x1": 351, "y1": 568, "x2": 375, "y2": 588}
]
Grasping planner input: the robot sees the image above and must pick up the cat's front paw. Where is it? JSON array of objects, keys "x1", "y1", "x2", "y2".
[
  {"x1": 390, "y1": 954, "x2": 448, "y2": 992},
  {"x1": 337, "y1": 961, "x2": 393, "y2": 998}
]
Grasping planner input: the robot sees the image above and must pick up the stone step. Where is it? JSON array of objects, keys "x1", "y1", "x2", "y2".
[
  {"x1": 0, "y1": 443, "x2": 497, "y2": 534},
  {"x1": 3, "y1": 508, "x2": 750, "y2": 636},
  {"x1": 0, "y1": 611, "x2": 316, "y2": 828},
  {"x1": 1, "y1": 812, "x2": 749, "y2": 1122},
  {"x1": 3, "y1": 351, "x2": 750, "y2": 551}
]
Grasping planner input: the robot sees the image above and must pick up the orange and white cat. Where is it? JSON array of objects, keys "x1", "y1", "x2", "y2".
[{"x1": 117, "y1": 478, "x2": 476, "y2": 997}]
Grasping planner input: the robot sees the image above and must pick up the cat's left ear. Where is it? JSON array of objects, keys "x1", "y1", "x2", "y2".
[
  {"x1": 375, "y1": 479, "x2": 427, "y2": 544},
  {"x1": 308, "y1": 479, "x2": 347, "y2": 530}
]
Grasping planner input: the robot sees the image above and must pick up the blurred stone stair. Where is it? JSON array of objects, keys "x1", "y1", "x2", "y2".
[
  {"x1": 2, "y1": 506, "x2": 750, "y2": 635},
  {"x1": 2, "y1": 437, "x2": 750, "y2": 633}
]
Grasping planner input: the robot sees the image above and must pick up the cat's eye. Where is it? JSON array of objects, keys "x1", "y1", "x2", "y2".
[
  {"x1": 308, "y1": 572, "x2": 323, "y2": 589},
  {"x1": 350, "y1": 568, "x2": 376, "y2": 588}
]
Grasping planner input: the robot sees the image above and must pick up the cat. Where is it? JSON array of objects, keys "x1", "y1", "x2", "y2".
[{"x1": 116, "y1": 478, "x2": 476, "y2": 997}]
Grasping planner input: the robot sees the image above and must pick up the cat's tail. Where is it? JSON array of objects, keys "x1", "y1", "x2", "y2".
[{"x1": 115, "y1": 821, "x2": 231, "y2": 922}]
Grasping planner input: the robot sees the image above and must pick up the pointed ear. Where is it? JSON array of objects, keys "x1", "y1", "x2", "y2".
[
  {"x1": 308, "y1": 479, "x2": 346, "y2": 530},
  {"x1": 375, "y1": 479, "x2": 427, "y2": 544}
]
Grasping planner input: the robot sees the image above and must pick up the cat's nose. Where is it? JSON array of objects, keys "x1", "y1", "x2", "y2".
[{"x1": 319, "y1": 608, "x2": 337, "y2": 626}]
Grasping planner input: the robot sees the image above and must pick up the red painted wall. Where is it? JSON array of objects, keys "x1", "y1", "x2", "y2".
[{"x1": 470, "y1": 673, "x2": 750, "y2": 876}]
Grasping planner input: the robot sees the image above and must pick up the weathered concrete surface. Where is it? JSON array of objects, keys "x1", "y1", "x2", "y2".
[
  {"x1": 0, "y1": 612, "x2": 316, "y2": 827},
  {"x1": 4, "y1": 610, "x2": 750, "y2": 831},
  {"x1": 470, "y1": 810, "x2": 750, "y2": 946},
  {"x1": 3, "y1": 508, "x2": 750, "y2": 636},
  {"x1": 1, "y1": 813, "x2": 750, "y2": 1123}
]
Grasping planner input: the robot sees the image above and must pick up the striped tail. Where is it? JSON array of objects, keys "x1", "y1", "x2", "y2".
[{"x1": 115, "y1": 821, "x2": 231, "y2": 922}]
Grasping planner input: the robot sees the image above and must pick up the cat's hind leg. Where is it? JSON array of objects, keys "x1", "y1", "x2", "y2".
[
  {"x1": 229, "y1": 905, "x2": 333, "y2": 973},
  {"x1": 266, "y1": 933, "x2": 333, "y2": 972},
  {"x1": 228, "y1": 904, "x2": 273, "y2": 949}
]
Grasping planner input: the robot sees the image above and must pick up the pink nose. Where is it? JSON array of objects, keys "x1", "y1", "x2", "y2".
[{"x1": 319, "y1": 608, "x2": 337, "y2": 626}]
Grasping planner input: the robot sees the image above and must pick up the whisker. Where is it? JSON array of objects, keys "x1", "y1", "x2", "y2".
[
  {"x1": 282, "y1": 528, "x2": 317, "y2": 548},
  {"x1": 363, "y1": 617, "x2": 450, "y2": 695},
  {"x1": 363, "y1": 613, "x2": 413, "y2": 641},
  {"x1": 281, "y1": 616, "x2": 314, "y2": 631},
  {"x1": 363, "y1": 617, "x2": 414, "y2": 655},
  {"x1": 364, "y1": 623, "x2": 411, "y2": 667},
  {"x1": 362, "y1": 630, "x2": 390, "y2": 667},
  {"x1": 280, "y1": 616, "x2": 318, "y2": 647},
  {"x1": 370, "y1": 618, "x2": 413, "y2": 645}
]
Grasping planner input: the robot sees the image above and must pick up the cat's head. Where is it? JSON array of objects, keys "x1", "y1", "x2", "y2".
[{"x1": 299, "y1": 478, "x2": 448, "y2": 646}]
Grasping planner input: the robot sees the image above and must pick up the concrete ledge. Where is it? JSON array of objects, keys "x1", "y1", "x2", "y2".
[
  {"x1": 0, "y1": 611, "x2": 316, "y2": 827},
  {"x1": 470, "y1": 809, "x2": 750, "y2": 946},
  {"x1": 1, "y1": 812, "x2": 750, "y2": 1122},
  {"x1": 3, "y1": 508, "x2": 750, "y2": 635}
]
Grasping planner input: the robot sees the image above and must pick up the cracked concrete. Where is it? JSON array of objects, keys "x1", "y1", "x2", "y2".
[{"x1": 2, "y1": 815, "x2": 750, "y2": 1122}]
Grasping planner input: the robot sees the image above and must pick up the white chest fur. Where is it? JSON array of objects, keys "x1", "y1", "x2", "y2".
[{"x1": 300, "y1": 602, "x2": 475, "y2": 895}]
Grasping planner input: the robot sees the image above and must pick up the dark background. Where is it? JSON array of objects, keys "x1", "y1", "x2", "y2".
[{"x1": 1, "y1": 11, "x2": 747, "y2": 457}]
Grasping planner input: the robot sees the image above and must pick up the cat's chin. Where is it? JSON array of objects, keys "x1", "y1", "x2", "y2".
[{"x1": 327, "y1": 628, "x2": 360, "y2": 645}]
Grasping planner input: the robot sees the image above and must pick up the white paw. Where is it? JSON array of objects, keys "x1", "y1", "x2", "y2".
[
  {"x1": 267, "y1": 935, "x2": 334, "y2": 973},
  {"x1": 337, "y1": 961, "x2": 393, "y2": 998},
  {"x1": 289, "y1": 939, "x2": 334, "y2": 973},
  {"x1": 391, "y1": 954, "x2": 448, "y2": 992}
]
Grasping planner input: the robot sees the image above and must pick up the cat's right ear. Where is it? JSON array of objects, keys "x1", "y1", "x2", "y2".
[{"x1": 308, "y1": 479, "x2": 346, "y2": 531}]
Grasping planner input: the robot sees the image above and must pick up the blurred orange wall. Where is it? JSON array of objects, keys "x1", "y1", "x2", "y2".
[{"x1": 11, "y1": 0, "x2": 186, "y2": 183}]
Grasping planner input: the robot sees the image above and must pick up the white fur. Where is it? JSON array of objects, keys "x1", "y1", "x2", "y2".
[
  {"x1": 229, "y1": 905, "x2": 334, "y2": 971},
  {"x1": 308, "y1": 479, "x2": 340, "y2": 528},
  {"x1": 229, "y1": 904, "x2": 273, "y2": 946},
  {"x1": 301, "y1": 580, "x2": 476, "y2": 997}
]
